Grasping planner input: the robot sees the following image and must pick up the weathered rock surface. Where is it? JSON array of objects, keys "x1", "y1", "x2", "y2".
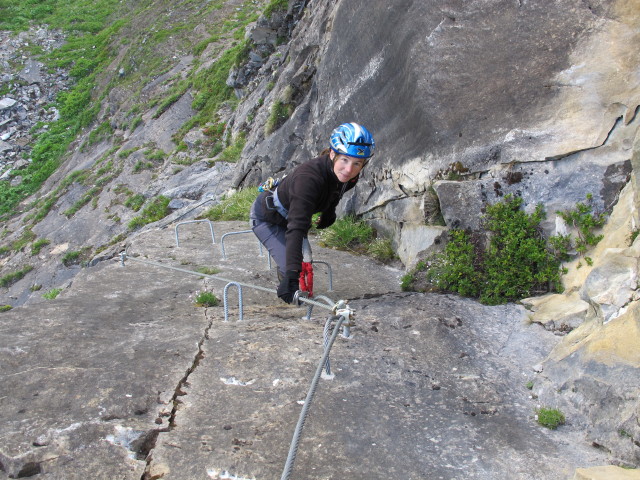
[
  {"x1": 231, "y1": 0, "x2": 640, "y2": 265},
  {"x1": 0, "y1": 221, "x2": 612, "y2": 479},
  {"x1": 574, "y1": 466, "x2": 640, "y2": 480},
  {"x1": 536, "y1": 303, "x2": 640, "y2": 465},
  {"x1": 1, "y1": 0, "x2": 639, "y2": 475},
  {"x1": 522, "y1": 177, "x2": 640, "y2": 465}
]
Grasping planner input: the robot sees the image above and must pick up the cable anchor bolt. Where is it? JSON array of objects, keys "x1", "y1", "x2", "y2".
[{"x1": 333, "y1": 301, "x2": 355, "y2": 328}]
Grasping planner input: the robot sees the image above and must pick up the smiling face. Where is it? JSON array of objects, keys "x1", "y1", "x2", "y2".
[{"x1": 330, "y1": 150, "x2": 365, "y2": 183}]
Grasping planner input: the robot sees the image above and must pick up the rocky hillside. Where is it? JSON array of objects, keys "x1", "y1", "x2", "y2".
[{"x1": 0, "y1": 0, "x2": 639, "y2": 476}]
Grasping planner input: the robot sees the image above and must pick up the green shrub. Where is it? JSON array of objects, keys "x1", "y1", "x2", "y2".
[
  {"x1": 0, "y1": 304, "x2": 13, "y2": 312},
  {"x1": 426, "y1": 229, "x2": 480, "y2": 298},
  {"x1": 400, "y1": 273, "x2": 414, "y2": 291},
  {"x1": 200, "y1": 187, "x2": 258, "y2": 222},
  {"x1": 128, "y1": 195, "x2": 171, "y2": 230},
  {"x1": 402, "y1": 260, "x2": 435, "y2": 292},
  {"x1": 557, "y1": 193, "x2": 606, "y2": 255},
  {"x1": 193, "y1": 291, "x2": 219, "y2": 307},
  {"x1": 404, "y1": 195, "x2": 564, "y2": 305},
  {"x1": 536, "y1": 407, "x2": 565, "y2": 429},
  {"x1": 0, "y1": 265, "x2": 34, "y2": 287},
  {"x1": 481, "y1": 195, "x2": 562, "y2": 305}
]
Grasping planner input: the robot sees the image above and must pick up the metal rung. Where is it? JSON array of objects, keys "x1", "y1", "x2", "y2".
[{"x1": 175, "y1": 220, "x2": 216, "y2": 246}]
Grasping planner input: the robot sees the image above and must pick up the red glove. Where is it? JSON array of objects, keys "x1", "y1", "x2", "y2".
[{"x1": 299, "y1": 262, "x2": 314, "y2": 297}]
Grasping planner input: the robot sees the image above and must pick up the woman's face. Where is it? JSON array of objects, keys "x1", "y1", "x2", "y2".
[{"x1": 330, "y1": 150, "x2": 365, "y2": 183}]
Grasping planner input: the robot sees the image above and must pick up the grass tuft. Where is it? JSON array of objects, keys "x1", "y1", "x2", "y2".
[
  {"x1": 42, "y1": 288, "x2": 62, "y2": 300},
  {"x1": 0, "y1": 265, "x2": 34, "y2": 287},
  {"x1": 317, "y1": 215, "x2": 373, "y2": 251},
  {"x1": 536, "y1": 407, "x2": 566, "y2": 430},
  {"x1": 199, "y1": 187, "x2": 258, "y2": 222},
  {"x1": 193, "y1": 290, "x2": 219, "y2": 307},
  {"x1": 128, "y1": 196, "x2": 171, "y2": 230}
]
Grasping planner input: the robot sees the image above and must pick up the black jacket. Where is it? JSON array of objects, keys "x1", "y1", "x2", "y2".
[{"x1": 276, "y1": 154, "x2": 358, "y2": 272}]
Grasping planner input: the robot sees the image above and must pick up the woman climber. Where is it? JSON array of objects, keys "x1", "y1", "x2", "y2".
[{"x1": 250, "y1": 122, "x2": 375, "y2": 304}]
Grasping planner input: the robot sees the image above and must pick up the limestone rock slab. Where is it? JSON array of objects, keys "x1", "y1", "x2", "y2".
[
  {"x1": 573, "y1": 465, "x2": 640, "y2": 480},
  {"x1": 0, "y1": 258, "x2": 210, "y2": 476},
  {"x1": 147, "y1": 294, "x2": 607, "y2": 479}
]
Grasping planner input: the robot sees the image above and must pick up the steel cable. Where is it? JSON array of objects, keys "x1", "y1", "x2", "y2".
[
  {"x1": 121, "y1": 251, "x2": 352, "y2": 478},
  {"x1": 120, "y1": 252, "x2": 337, "y2": 312},
  {"x1": 280, "y1": 314, "x2": 345, "y2": 480}
]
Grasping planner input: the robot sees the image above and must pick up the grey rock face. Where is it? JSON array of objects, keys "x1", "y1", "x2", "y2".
[
  {"x1": 232, "y1": 0, "x2": 639, "y2": 266},
  {"x1": 1, "y1": 0, "x2": 638, "y2": 474},
  {"x1": 0, "y1": 222, "x2": 609, "y2": 479}
]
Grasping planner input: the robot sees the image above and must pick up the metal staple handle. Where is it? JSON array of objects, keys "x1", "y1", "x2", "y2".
[
  {"x1": 175, "y1": 219, "x2": 216, "y2": 246},
  {"x1": 223, "y1": 282, "x2": 243, "y2": 321},
  {"x1": 119, "y1": 251, "x2": 342, "y2": 314}
]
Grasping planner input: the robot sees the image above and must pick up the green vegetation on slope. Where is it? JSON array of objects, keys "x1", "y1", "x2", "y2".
[
  {"x1": 0, "y1": 0, "x2": 126, "y2": 220},
  {"x1": 401, "y1": 194, "x2": 605, "y2": 305},
  {"x1": 0, "y1": 0, "x2": 288, "y2": 222}
]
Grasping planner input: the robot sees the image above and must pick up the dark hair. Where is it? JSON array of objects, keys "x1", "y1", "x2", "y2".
[{"x1": 320, "y1": 147, "x2": 331, "y2": 156}]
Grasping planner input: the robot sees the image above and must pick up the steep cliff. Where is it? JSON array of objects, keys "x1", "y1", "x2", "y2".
[{"x1": 0, "y1": 0, "x2": 639, "y2": 474}]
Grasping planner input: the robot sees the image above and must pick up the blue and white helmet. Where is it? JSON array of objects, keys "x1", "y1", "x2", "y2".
[{"x1": 329, "y1": 122, "x2": 375, "y2": 159}]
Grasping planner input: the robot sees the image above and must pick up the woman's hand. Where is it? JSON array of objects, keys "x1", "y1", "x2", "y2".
[
  {"x1": 277, "y1": 270, "x2": 300, "y2": 304},
  {"x1": 316, "y1": 212, "x2": 336, "y2": 229}
]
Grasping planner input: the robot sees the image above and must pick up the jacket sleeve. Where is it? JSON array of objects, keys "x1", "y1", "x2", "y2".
[{"x1": 284, "y1": 172, "x2": 323, "y2": 272}]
